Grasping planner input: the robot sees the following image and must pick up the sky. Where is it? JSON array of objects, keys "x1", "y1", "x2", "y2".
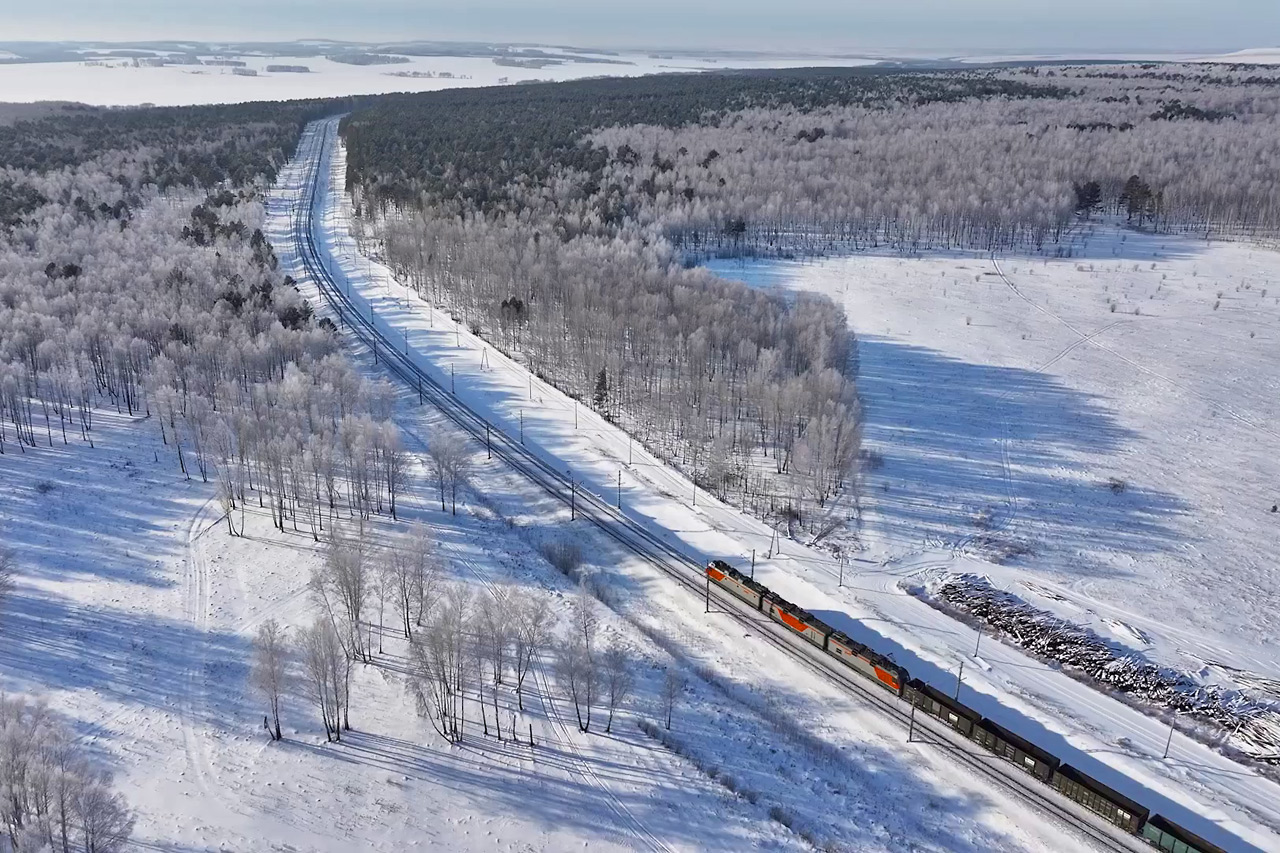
[{"x1": 1, "y1": 0, "x2": 1275, "y2": 54}]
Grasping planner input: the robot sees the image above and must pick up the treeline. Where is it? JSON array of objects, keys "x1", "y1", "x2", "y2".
[
  {"x1": 590, "y1": 64, "x2": 1280, "y2": 256},
  {"x1": 0, "y1": 97, "x2": 366, "y2": 189},
  {"x1": 381, "y1": 212, "x2": 861, "y2": 518},
  {"x1": 341, "y1": 64, "x2": 1280, "y2": 534},
  {"x1": 348, "y1": 72, "x2": 1006, "y2": 530},
  {"x1": 0, "y1": 96, "x2": 416, "y2": 535},
  {"x1": 341, "y1": 68, "x2": 1067, "y2": 213}
]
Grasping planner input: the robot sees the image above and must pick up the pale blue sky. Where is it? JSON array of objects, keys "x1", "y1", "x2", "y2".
[{"x1": 3, "y1": 0, "x2": 1275, "y2": 52}]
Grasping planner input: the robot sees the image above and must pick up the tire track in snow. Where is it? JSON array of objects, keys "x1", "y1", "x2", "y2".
[
  {"x1": 180, "y1": 497, "x2": 231, "y2": 810},
  {"x1": 992, "y1": 257, "x2": 1280, "y2": 441}
]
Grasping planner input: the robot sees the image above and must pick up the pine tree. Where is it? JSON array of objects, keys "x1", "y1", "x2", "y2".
[{"x1": 593, "y1": 367, "x2": 609, "y2": 416}]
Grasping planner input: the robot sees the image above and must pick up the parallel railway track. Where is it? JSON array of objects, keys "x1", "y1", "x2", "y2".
[{"x1": 288, "y1": 118, "x2": 1143, "y2": 852}]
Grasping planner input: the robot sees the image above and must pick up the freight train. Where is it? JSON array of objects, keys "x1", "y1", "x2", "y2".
[{"x1": 705, "y1": 560, "x2": 1226, "y2": 853}]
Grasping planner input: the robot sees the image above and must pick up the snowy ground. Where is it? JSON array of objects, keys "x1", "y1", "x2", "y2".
[
  {"x1": 705, "y1": 231, "x2": 1280, "y2": 703},
  {"x1": 0, "y1": 122, "x2": 1101, "y2": 852},
  {"x1": 706, "y1": 228, "x2": 1280, "y2": 849},
  {"x1": 288, "y1": 115, "x2": 1280, "y2": 850}
]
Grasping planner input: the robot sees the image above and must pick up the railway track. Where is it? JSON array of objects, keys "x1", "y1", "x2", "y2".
[{"x1": 289, "y1": 117, "x2": 1144, "y2": 853}]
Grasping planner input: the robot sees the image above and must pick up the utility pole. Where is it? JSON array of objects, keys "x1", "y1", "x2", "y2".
[
  {"x1": 750, "y1": 549, "x2": 756, "y2": 579},
  {"x1": 417, "y1": 376, "x2": 423, "y2": 405},
  {"x1": 403, "y1": 328, "x2": 408, "y2": 354},
  {"x1": 574, "y1": 401, "x2": 578, "y2": 429},
  {"x1": 839, "y1": 556, "x2": 845, "y2": 587},
  {"x1": 528, "y1": 373, "x2": 532, "y2": 401},
  {"x1": 692, "y1": 480, "x2": 697, "y2": 507},
  {"x1": 974, "y1": 624, "x2": 984, "y2": 657},
  {"x1": 705, "y1": 569, "x2": 710, "y2": 613},
  {"x1": 1163, "y1": 718, "x2": 1176, "y2": 759},
  {"x1": 908, "y1": 700, "x2": 917, "y2": 743},
  {"x1": 451, "y1": 363, "x2": 455, "y2": 395},
  {"x1": 486, "y1": 424, "x2": 491, "y2": 460},
  {"x1": 954, "y1": 660, "x2": 965, "y2": 700},
  {"x1": 617, "y1": 469, "x2": 622, "y2": 510},
  {"x1": 569, "y1": 472, "x2": 576, "y2": 521},
  {"x1": 519, "y1": 409, "x2": 524, "y2": 444}
]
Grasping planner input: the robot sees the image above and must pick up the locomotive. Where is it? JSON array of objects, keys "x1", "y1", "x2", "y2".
[{"x1": 705, "y1": 560, "x2": 1226, "y2": 853}]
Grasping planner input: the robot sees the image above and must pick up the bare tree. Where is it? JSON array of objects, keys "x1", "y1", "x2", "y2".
[
  {"x1": 601, "y1": 640, "x2": 634, "y2": 734},
  {"x1": 661, "y1": 669, "x2": 686, "y2": 731},
  {"x1": 298, "y1": 619, "x2": 347, "y2": 741},
  {"x1": 426, "y1": 431, "x2": 472, "y2": 515},
  {"x1": 311, "y1": 527, "x2": 371, "y2": 662},
  {"x1": 406, "y1": 582, "x2": 473, "y2": 743},
  {"x1": 511, "y1": 594, "x2": 553, "y2": 711},
  {"x1": 75, "y1": 774, "x2": 135, "y2": 853},
  {"x1": 386, "y1": 523, "x2": 438, "y2": 639},
  {"x1": 555, "y1": 638, "x2": 597, "y2": 733},
  {"x1": 572, "y1": 580, "x2": 599, "y2": 663},
  {"x1": 251, "y1": 619, "x2": 289, "y2": 741},
  {"x1": 381, "y1": 424, "x2": 408, "y2": 520},
  {"x1": 476, "y1": 591, "x2": 511, "y2": 738}
]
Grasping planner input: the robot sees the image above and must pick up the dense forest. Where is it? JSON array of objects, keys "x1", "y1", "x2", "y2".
[
  {"x1": 344, "y1": 65, "x2": 1280, "y2": 245},
  {"x1": 0, "y1": 97, "x2": 424, "y2": 535}
]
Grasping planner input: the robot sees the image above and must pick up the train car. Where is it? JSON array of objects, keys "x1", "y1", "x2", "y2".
[
  {"x1": 763, "y1": 592, "x2": 833, "y2": 650},
  {"x1": 705, "y1": 560, "x2": 766, "y2": 610},
  {"x1": 1141, "y1": 814, "x2": 1228, "y2": 853},
  {"x1": 828, "y1": 631, "x2": 907, "y2": 695},
  {"x1": 1051, "y1": 764, "x2": 1148, "y2": 835},
  {"x1": 903, "y1": 678, "x2": 980, "y2": 737},
  {"x1": 971, "y1": 718, "x2": 1060, "y2": 783}
]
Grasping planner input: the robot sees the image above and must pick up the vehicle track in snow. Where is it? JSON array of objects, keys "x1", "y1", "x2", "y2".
[
  {"x1": 180, "y1": 497, "x2": 231, "y2": 810},
  {"x1": 992, "y1": 257, "x2": 1280, "y2": 442}
]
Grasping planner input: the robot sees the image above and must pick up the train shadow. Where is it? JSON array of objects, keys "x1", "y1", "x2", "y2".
[{"x1": 809, "y1": 606, "x2": 1267, "y2": 853}]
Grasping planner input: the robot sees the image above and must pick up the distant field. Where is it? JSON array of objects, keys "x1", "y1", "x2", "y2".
[
  {"x1": 0, "y1": 50, "x2": 849, "y2": 107},
  {"x1": 0, "y1": 101, "x2": 91, "y2": 125}
]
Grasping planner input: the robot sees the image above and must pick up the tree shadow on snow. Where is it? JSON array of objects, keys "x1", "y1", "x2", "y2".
[
  {"x1": 857, "y1": 335, "x2": 1190, "y2": 572},
  {"x1": 0, "y1": 587, "x2": 254, "y2": 735}
]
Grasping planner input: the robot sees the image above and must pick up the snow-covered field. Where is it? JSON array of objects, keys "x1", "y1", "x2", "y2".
[
  {"x1": 705, "y1": 230, "x2": 1280, "y2": 696},
  {"x1": 5, "y1": 44, "x2": 1273, "y2": 109},
  {"x1": 0, "y1": 50, "x2": 869, "y2": 107},
  {"x1": 707, "y1": 227, "x2": 1280, "y2": 848}
]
